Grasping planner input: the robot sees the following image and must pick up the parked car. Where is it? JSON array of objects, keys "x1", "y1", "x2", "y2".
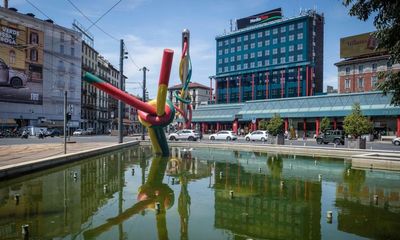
[
  {"x1": 316, "y1": 130, "x2": 345, "y2": 145},
  {"x1": 0, "y1": 58, "x2": 28, "y2": 88},
  {"x1": 392, "y1": 137, "x2": 400, "y2": 146},
  {"x1": 245, "y1": 130, "x2": 268, "y2": 142},
  {"x1": 209, "y1": 131, "x2": 237, "y2": 141},
  {"x1": 45, "y1": 128, "x2": 62, "y2": 137},
  {"x1": 168, "y1": 129, "x2": 200, "y2": 141},
  {"x1": 73, "y1": 129, "x2": 85, "y2": 136},
  {"x1": 86, "y1": 128, "x2": 95, "y2": 135}
]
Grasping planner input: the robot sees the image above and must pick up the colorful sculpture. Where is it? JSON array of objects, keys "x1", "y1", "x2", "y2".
[{"x1": 83, "y1": 30, "x2": 192, "y2": 156}]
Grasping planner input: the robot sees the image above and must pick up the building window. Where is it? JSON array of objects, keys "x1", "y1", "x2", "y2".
[
  {"x1": 230, "y1": 66, "x2": 235, "y2": 71},
  {"x1": 257, "y1": 51, "x2": 262, "y2": 57},
  {"x1": 265, "y1": 30, "x2": 270, "y2": 36},
  {"x1": 345, "y1": 67, "x2": 351, "y2": 75},
  {"x1": 30, "y1": 32, "x2": 39, "y2": 44},
  {"x1": 224, "y1": 58, "x2": 228, "y2": 63},
  {"x1": 244, "y1": 54, "x2": 248, "y2": 60},
  {"x1": 372, "y1": 63, "x2": 377, "y2": 72},
  {"x1": 358, "y1": 65, "x2": 364, "y2": 73},
  {"x1": 297, "y1": 43, "x2": 303, "y2": 50},
  {"x1": 297, "y1": 22, "x2": 303, "y2": 29},
  {"x1": 71, "y1": 47, "x2": 75, "y2": 57},
  {"x1": 237, "y1": 55, "x2": 241, "y2": 61},
  {"x1": 244, "y1": 35, "x2": 248, "y2": 41},
  {"x1": 289, "y1": 56, "x2": 294, "y2": 62},
  {"x1": 237, "y1": 37, "x2": 241, "y2": 42},
  {"x1": 250, "y1": 43, "x2": 255, "y2": 49},
  {"x1": 272, "y1": 58, "x2": 277, "y2": 65},
  {"x1": 258, "y1": 61, "x2": 262, "y2": 67},
  {"x1": 224, "y1": 49, "x2": 229, "y2": 54},
  {"x1": 265, "y1": 59, "x2": 270, "y2": 66},
  {"x1": 371, "y1": 75, "x2": 378, "y2": 87},
  {"x1": 218, "y1": 59, "x2": 222, "y2": 64},
  {"x1": 71, "y1": 35, "x2": 75, "y2": 45},
  {"x1": 265, "y1": 50, "x2": 270, "y2": 55},
  {"x1": 297, "y1": 33, "x2": 303, "y2": 40},
  {"x1": 273, "y1": 28, "x2": 278, "y2": 34},
  {"x1": 265, "y1": 40, "x2": 270, "y2": 46},
  {"x1": 289, "y1": 24, "x2": 294, "y2": 31},
  {"x1": 257, "y1": 42, "x2": 262, "y2": 47},
  {"x1": 224, "y1": 66, "x2": 228, "y2": 72},
  {"x1": 297, "y1": 54, "x2": 303, "y2": 61},
  {"x1": 250, "y1": 62, "x2": 255, "y2": 68},
  {"x1": 280, "y1": 57, "x2": 286, "y2": 63},
  {"x1": 230, "y1": 38, "x2": 235, "y2": 44},
  {"x1": 237, "y1": 46, "x2": 241, "y2": 51},
  {"x1": 250, "y1": 33, "x2": 255, "y2": 39},
  {"x1": 289, "y1": 45, "x2": 294, "y2": 52},
  {"x1": 345, "y1": 78, "x2": 350, "y2": 88},
  {"x1": 218, "y1": 67, "x2": 222, "y2": 73},
  {"x1": 237, "y1": 65, "x2": 241, "y2": 70},
  {"x1": 9, "y1": 50, "x2": 15, "y2": 65},
  {"x1": 358, "y1": 77, "x2": 364, "y2": 88},
  {"x1": 273, "y1": 38, "x2": 278, "y2": 44},
  {"x1": 280, "y1": 47, "x2": 285, "y2": 53},
  {"x1": 60, "y1": 32, "x2": 65, "y2": 42},
  {"x1": 218, "y1": 41, "x2": 223, "y2": 47},
  {"x1": 230, "y1": 56, "x2": 235, "y2": 62},
  {"x1": 289, "y1": 35, "x2": 294, "y2": 41},
  {"x1": 250, "y1": 53, "x2": 255, "y2": 58},
  {"x1": 280, "y1": 37, "x2": 286, "y2": 43},
  {"x1": 258, "y1": 32, "x2": 263, "y2": 38},
  {"x1": 224, "y1": 40, "x2": 229, "y2": 45},
  {"x1": 218, "y1": 50, "x2": 222, "y2": 55},
  {"x1": 273, "y1": 48, "x2": 278, "y2": 54},
  {"x1": 280, "y1": 26, "x2": 286, "y2": 33},
  {"x1": 244, "y1": 44, "x2": 248, "y2": 50},
  {"x1": 231, "y1": 47, "x2": 235, "y2": 53},
  {"x1": 30, "y1": 49, "x2": 38, "y2": 61},
  {"x1": 244, "y1": 63, "x2": 248, "y2": 69}
]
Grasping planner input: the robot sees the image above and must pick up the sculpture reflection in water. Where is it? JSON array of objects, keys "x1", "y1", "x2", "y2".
[{"x1": 83, "y1": 152, "x2": 194, "y2": 240}]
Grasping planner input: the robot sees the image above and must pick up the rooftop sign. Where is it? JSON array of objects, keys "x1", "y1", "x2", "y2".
[{"x1": 237, "y1": 8, "x2": 282, "y2": 30}]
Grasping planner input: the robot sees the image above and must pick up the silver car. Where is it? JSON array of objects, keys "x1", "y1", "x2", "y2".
[
  {"x1": 0, "y1": 58, "x2": 27, "y2": 88},
  {"x1": 209, "y1": 131, "x2": 237, "y2": 141},
  {"x1": 245, "y1": 130, "x2": 268, "y2": 142},
  {"x1": 168, "y1": 129, "x2": 200, "y2": 141}
]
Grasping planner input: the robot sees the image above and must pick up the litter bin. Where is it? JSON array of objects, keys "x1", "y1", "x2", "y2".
[
  {"x1": 277, "y1": 134, "x2": 285, "y2": 145},
  {"x1": 359, "y1": 137, "x2": 366, "y2": 149}
]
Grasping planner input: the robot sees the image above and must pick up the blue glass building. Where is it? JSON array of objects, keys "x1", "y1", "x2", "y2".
[{"x1": 215, "y1": 10, "x2": 324, "y2": 103}]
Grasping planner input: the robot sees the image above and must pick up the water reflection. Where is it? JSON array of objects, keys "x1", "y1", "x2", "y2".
[{"x1": 0, "y1": 147, "x2": 400, "y2": 239}]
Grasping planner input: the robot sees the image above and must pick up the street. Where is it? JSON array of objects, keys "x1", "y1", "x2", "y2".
[{"x1": 1, "y1": 134, "x2": 399, "y2": 152}]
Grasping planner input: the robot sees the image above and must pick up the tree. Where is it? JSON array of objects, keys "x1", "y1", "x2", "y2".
[
  {"x1": 343, "y1": 103, "x2": 373, "y2": 138},
  {"x1": 343, "y1": 0, "x2": 400, "y2": 105},
  {"x1": 320, "y1": 117, "x2": 330, "y2": 133},
  {"x1": 258, "y1": 119, "x2": 268, "y2": 130},
  {"x1": 266, "y1": 114, "x2": 283, "y2": 136}
]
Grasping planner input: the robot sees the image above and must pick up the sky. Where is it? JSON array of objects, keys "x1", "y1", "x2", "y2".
[{"x1": 9, "y1": 0, "x2": 375, "y2": 98}]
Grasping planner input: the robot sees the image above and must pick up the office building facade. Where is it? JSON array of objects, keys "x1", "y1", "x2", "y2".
[{"x1": 214, "y1": 9, "x2": 324, "y2": 103}]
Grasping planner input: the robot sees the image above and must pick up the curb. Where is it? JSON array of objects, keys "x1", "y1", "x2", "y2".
[{"x1": 0, "y1": 141, "x2": 139, "y2": 180}]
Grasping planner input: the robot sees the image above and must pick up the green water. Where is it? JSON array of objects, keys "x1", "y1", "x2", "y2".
[{"x1": 0, "y1": 146, "x2": 400, "y2": 240}]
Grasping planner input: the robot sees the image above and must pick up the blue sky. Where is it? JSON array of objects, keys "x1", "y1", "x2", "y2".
[{"x1": 11, "y1": 0, "x2": 375, "y2": 97}]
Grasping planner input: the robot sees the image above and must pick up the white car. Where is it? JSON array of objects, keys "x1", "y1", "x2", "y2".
[
  {"x1": 0, "y1": 58, "x2": 28, "y2": 88},
  {"x1": 245, "y1": 130, "x2": 268, "y2": 142},
  {"x1": 73, "y1": 129, "x2": 85, "y2": 136},
  {"x1": 168, "y1": 129, "x2": 200, "y2": 141},
  {"x1": 392, "y1": 137, "x2": 400, "y2": 146},
  {"x1": 209, "y1": 131, "x2": 237, "y2": 141}
]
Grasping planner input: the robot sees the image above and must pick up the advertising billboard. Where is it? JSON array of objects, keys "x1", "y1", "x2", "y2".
[
  {"x1": 340, "y1": 32, "x2": 383, "y2": 59},
  {"x1": 237, "y1": 8, "x2": 282, "y2": 30},
  {"x1": 0, "y1": 19, "x2": 43, "y2": 104}
]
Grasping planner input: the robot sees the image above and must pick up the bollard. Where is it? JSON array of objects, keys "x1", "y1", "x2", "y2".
[
  {"x1": 347, "y1": 169, "x2": 351, "y2": 176},
  {"x1": 304, "y1": 142, "x2": 306, "y2": 146},
  {"x1": 172, "y1": 177, "x2": 175, "y2": 185},
  {"x1": 219, "y1": 172, "x2": 223, "y2": 179},
  {"x1": 370, "y1": 164, "x2": 373, "y2": 170},
  {"x1": 327, "y1": 211, "x2": 333, "y2": 223},
  {"x1": 14, "y1": 194, "x2": 20, "y2": 205},
  {"x1": 132, "y1": 168, "x2": 135, "y2": 176},
  {"x1": 259, "y1": 167, "x2": 262, "y2": 173},
  {"x1": 103, "y1": 184, "x2": 108, "y2": 193},
  {"x1": 334, "y1": 143, "x2": 337, "y2": 148},
  {"x1": 318, "y1": 174, "x2": 322, "y2": 181},
  {"x1": 374, "y1": 195, "x2": 379, "y2": 205},
  {"x1": 280, "y1": 181, "x2": 284, "y2": 188},
  {"x1": 22, "y1": 224, "x2": 29, "y2": 239},
  {"x1": 229, "y1": 190, "x2": 234, "y2": 199},
  {"x1": 155, "y1": 202, "x2": 161, "y2": 213}
]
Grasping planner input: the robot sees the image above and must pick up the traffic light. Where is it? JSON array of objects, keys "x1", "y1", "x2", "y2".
[{"x1": 66, "y1": 113, "x2": 71, "y2": 121}]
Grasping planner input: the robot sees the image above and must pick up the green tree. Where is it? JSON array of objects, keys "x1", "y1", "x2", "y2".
[
  {"x1": 343, "y1": 103, "x2": 373, "y2": 138},
  {"x1": 267, "y1": 114, "x2": 283, "y2": 136},
  {"x1": 343, "y1": 0, "x2": 400, "y2": 105},
  {"x1": 320, "y1": 117, "x2": 330, "y2": 133},
  {"x1": 258, "y1": 119, "x2": 268, "y2": 130}
]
